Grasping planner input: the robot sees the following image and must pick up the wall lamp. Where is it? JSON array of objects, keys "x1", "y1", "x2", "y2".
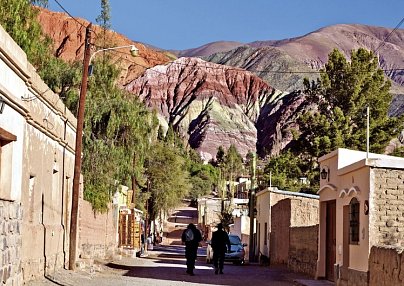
[
  {"x1": 320, "y1": 165, "x2": 330, "y2": 181},
  {"x1": 0, "y1": 97, "x2": 6, "y2": 114}
]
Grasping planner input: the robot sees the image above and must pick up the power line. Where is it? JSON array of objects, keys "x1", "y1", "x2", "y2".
[
  {"x1": 52, "y1": 0, "x2": 88, "y2": 29},
  {"x1": 375, "y1": 16, "x2": 404, "y2": 53},
  {"x1": 104, "y1": 48, "x2": 404, "y2": 75}
]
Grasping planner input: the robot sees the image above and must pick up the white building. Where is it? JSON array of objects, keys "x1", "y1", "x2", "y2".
[{"x1": 0, "y1": 24, "x2": 76, "y2": 284}]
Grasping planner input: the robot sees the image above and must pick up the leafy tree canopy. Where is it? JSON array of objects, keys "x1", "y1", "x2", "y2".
[
  {"x1": 82, "y1": 56, "x2": 158, "y2": 212},
  {"x1": 145, "y1": 141, "x2": 191, "y2": 219},
  {"x1": 263, "y1": 48, "x2": 403, "y2": 194},
  {"x1": 300, "y1": 48, "x2": 401, "y2": 157}
]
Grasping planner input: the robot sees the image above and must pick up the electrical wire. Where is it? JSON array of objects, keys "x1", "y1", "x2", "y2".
[
  {"x1": 50, "y1": 1, "x2": 404, "y2": 76},
  {"x1": 105, "y1": 48, "x2": 404, "y2": 75},
  {"x1": 375, "y1": 16, "x2": 404, "y2": 53},
  {"x1": 52, "y1": 0, "x2": 87, "y2": 29}
]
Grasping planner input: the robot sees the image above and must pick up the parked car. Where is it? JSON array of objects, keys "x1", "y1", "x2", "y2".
[{"x1": 206, "y1": 234, "x2": 246, "y2": 265}]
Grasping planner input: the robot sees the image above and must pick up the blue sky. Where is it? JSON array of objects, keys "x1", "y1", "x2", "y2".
[{"x1": 48, "y1": 0, "x2": 404, "y2": 50}]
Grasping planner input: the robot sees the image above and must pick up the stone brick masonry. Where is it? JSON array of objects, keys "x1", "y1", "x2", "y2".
[
  {"x1": 371, "y1": 169, "x2": 404, "y2": 246},
  {"x1": 367, "y1": 168, "x2": 404, "y2": 286},
  {"x1": 369, "y1": 246, "x2": 404, "y2": 286},
  {"x1": 0, "y1": 200, "x2": 23, "y2": 286}
]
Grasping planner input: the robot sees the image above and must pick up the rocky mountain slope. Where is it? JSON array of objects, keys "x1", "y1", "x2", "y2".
[
  {"x1": 204, "y1": 45, "x2": 316, "y2": 92},
  {"x1": 38, "y1": 8, "x2": 171, "y2": 85},
  {"x1": 38, "y1": 8, "x2": 404, "y2": 158},
  {"x1": 201, "y1": 24, "x2": 404, "y2": 117},
  {"x1": 124, "y1": 57, "x2": 284, "y2": 160},
  {"x1": 174, "y1": 41, "x2": 243, "y2": 58},
  {"x1": 249, "y1": 24, "x2": 404, "y2": 86}
]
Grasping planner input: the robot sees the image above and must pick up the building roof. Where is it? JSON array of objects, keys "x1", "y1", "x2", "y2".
[
  {"x1": 319, "y1": 148, "x2": 404, "y2": 173},
  {"x1": 257, "y1": 187, "x2": 319, "y2": 200}
]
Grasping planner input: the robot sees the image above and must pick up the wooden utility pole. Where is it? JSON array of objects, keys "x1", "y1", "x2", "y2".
[
  {"x1": 248, "y1": 152, "x2": 256, "y2": 263},
  {"x1": 69, "y1": 23, "x2": 92, "y2": 270}
]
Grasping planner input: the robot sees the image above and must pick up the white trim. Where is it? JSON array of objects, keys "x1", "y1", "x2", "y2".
[
  {"x1": 339, "y1": 186, "x2": 361, "y2": 198},
  {"x1": 317, "y1": 183, "x2": 337, "y2": 194}
]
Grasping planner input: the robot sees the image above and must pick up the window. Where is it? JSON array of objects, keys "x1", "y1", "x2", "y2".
[
  {"x1": 0, "y1": 127, "x2": 17, "y2": 200},
  {"x1": 28, "y1": 175, "x2": 35, "y2": 222},
  {"x1": 349, "y1": 197, "x2": 360, "y2": 244}
]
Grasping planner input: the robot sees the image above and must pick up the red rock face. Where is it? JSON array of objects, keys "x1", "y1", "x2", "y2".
[
  {"x1": 35, "y1": 8, "x2": 316, "y2": 159},
  {"x1": 37, "y1": 8, "x2": 170, "y2": 85},
  {"x1": 125, "y1": 57, "x2": 276, "y2": 160}
]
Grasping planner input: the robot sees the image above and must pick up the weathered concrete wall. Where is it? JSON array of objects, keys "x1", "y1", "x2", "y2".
[
  {"x1": 289, "y1": 225, "x2": 318, "y2": 277},
  {"x1": 78, "y1": 200, "x2": 118, "y2": 260},
  {"x1": 0, "y1": 201, "x2": 23, "y2": 286},
  {"x1": 369, "y1": 246, "x2": 404, "y2": 286}
]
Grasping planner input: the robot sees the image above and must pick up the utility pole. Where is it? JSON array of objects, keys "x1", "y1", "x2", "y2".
[
  {"x1": 248, "y1": 153, "x2": 256, "y2": 263},
  {"x1": 69, "y1": 23, "x2": 92, "y2": 270},
  {"x1": 366, "y1": 106, "x2": 370, "y2": 159}
]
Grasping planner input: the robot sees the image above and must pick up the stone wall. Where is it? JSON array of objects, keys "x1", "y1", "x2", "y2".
[
  {"x1": 78, "y1": 199, "x2": 118, "y2": 260},
  {"x1": 289, "y1": 225, "x2": 318, "y2": 277},
  {"x1": 0, "y1": 200, "x2": 23, "y2": 285},
  {"x1": 369, "y1": 246, "x2": 404, "y2": 286},
  {"x1": 370, "y1": 168, "x2": 404, "y2": 247},
  {"x1": 366, "y1": 168, "x2": 404, "y2": 286}
]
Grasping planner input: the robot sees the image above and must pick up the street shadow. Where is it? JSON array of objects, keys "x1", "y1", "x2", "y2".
[
  {"x1": 105, "y1": 258, "x2": 300, "y2": 286},
  {"x1": 105, "y1": 259, "x2": 221, "y2": 285}
]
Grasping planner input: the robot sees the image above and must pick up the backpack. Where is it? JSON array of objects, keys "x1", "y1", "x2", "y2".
[{"x1": 184, "y1": 228, "x2": 194, "y2": 242}]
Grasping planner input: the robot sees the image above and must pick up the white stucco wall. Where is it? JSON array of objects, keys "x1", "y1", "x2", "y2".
[
  {"x1": 0, "y1": 23, "x2": 77, "y2": 282},
  {"x1": 256, "y1": 189, "x2": 270, "y2": 256},
  {"x1": 318, "y1": 148, "x2": 404, "y2": 280}
]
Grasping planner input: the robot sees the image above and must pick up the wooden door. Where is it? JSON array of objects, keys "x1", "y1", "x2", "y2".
[{"x1": 326, "y1": 200, "x2": 336, "y2": 281}]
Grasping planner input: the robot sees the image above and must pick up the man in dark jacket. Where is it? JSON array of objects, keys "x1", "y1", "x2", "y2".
[
  {"x1": 211, "y1": 223, "x2": 231, "y2": 274},
  {"x1": 181, "y1": 223, "x2": 202, "y2": 275}
]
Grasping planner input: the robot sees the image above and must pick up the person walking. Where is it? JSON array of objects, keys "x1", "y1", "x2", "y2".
[
  {"x1": 181, "y1": 223, "x2": 202, "y2": 276},
  {"x1": 211, "y1": 223, "x2": 231, "y2": 274}
]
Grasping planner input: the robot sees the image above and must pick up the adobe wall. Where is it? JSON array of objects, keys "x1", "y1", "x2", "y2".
[
  {"x1": 78, "y1": 200, "x2": 118, "y2": 260},
  {"x1": 369, "y1": 168, "x2": 404, "y2": 247},
  {"x1": 269, "y1": 190, "x2": 319, "y2": 277},
  {"x1": 270, "y1": 198, "x2": 291, "y2": 264},
  {"x1": 289, "y1": 225, "x2": 318, "y2": 277},
  {"x1": 0, "y1": 201, "x2": 23, "y2": 285},
  {"x1": 367, "y1": 168, "x2": 404, "y2": 286},
  {"x1": 369, "y1": 246, "x2": 404, "y2": 286}
]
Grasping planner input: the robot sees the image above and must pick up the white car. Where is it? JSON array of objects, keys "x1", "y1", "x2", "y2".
[{"x1": 206, "y1": 234, "x2": 246, "y2": 265}]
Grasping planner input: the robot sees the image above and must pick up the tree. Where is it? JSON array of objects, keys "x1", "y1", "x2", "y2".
[
  {"x1": 145, "y1": 141, "x2": 191, "y2": 219},
  {"x1": 0, "y1": 0, "x2": 83, "y2": 102},
  {"x1": 96, "y1": 0, "x2": 111, "y2": 30},
  {"x1": 224, "y1": 144, "x2": 243, "y2": 198},
  {"x1": 216, "y1": 146, "x2": 225, "y2": 166},
  {"x1": 96, "y1": 0, "x2": 111, "y2": 48},
  {"x1": 300, "y1": 48, "x2": 401, "y2": 157},
  {"x1": 82, "y1": 57, "x2": 158, "y2": 212},
  {"x1": 289, "y1": 48, "x2": 403, "y2": 192},
  {"x1": 262, "y1": 151, "x2": 305, "y2": 193},
  {"x1": 0, "y1": 0, "x2": 54, "y2": 74},
  {"x1": 188, "y1": 160, "x2": 218, "y2": 201}
]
